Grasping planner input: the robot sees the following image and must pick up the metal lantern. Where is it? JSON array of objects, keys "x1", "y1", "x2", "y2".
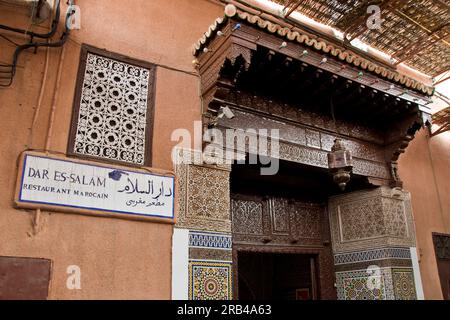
[{"x1": 327, "y1": 139, "x2": 353, "y2": 191}]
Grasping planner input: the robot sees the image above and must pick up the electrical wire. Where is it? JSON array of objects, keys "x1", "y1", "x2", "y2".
[
  {"x1": 67, "y1": 36, "x2": 200, "y2": 78},
  {"x1": 0, "y1": 0, "x2": 73, "y2": 88},
  {"x1": 27, "y1": 2, "x2": 55, "y2": 149},
  {"x1": 0, "y1": 33, "x2": 20, "y2": 46},
  {"x1": 24, "y1": 0, "x2": 38, "y2": 36}
]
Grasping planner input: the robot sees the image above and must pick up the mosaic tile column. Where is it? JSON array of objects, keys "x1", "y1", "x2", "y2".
[
  {"x1": 329, "y1": 187, "x2": 420, "y2": 300},
  {"x1": 172, "y1": 149, "x2": 233, "y2": 300},
  {"x1": 188, "y1": 231, "x2": 232, "y2": 300}
]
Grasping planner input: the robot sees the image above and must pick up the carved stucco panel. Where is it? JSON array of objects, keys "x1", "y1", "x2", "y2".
[
  {"x1": 329, "y1": 187, "x2": 416, "y2": 253},
  {"x1": 175, "y1": 150, "x2": 232, "y2": 233},
  {"x1": 338, "y1": 197, "x2": 385, "y2": 242},
  {"x1": 278, "y1": 143, "x2": 329, "y2": 168},
  {"x1": 383, "y1": 197, "x2": 408, "y2": 238},
  {"x1": 187, "y1": 165, "x2": 230, "y2": 220}
]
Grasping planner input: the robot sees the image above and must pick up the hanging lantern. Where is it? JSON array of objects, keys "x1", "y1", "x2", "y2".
[{"x1": 327, "y1": 139, "x2": 353, "y2": 191}]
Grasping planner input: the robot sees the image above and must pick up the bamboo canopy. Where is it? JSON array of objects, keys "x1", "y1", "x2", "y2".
[
  {"x1": 271, "y1": 0, "x2": 450, "y2": 78},
  {"x1": 431, "y1": 105, "x2": 450, "y2": 135}
]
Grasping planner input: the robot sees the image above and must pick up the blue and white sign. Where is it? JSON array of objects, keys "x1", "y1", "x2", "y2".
[{"x1": 16, "y1": 154, "x2": 175, "y2": 219}]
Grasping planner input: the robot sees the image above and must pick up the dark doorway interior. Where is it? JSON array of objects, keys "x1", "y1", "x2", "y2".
[
  {"x1": 237, "y1": 251, "x2": 317, "y2": 300},
  {"x1": 230, "y1": 158, "x2": 358, "y2": 300},
  {"x1": 231, "y1": 156, "x2": 375, "y2": 201}
]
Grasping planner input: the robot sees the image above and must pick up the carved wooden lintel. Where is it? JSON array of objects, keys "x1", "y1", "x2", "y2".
[{"x1": 196, "y1": 19, "x2": 429, "y2": 187}]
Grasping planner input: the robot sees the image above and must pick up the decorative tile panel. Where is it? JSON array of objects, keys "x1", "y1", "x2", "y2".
[
  {"x1": 342, "y1": 275, "x2": 386, "y2": 300},
  {"x1": 189, "y1": 231, "x2": 232, "y2": 250},
  {"x1": 330, "y1": 188, "x2": 418, "y2": 300},
  {"x1": 73, "y1": 52, "x2": 152, "y2": 165},
  {"x1": 174, "y1": 150, "x2": 233, "y2": 301},
  {"x1": 392, "y1": 268, "x2": 416, "y2": 300},
  {"x1": 334, "y1": 247, "x2": 411, "y2": 265},
  {"x1": 187, "y1": 231, "x2": 232, "y2": 300},
  {"x1": 336, "y1": 268, "x2": 395, "y2": 300},
  {"x1": 334, "y1": 258, "x2": 413, "y2": 273},
  {"x1": 189, "y1": 261, "x2": 232, "y2": 300}
]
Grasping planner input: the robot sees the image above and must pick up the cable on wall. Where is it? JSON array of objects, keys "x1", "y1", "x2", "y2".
[{"x1": 0, "y1": 0, "x2": 75, "y2": 88}]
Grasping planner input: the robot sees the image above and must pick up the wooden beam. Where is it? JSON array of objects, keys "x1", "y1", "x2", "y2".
[
  {"x1": 431, "y1": 123, "x2": 450, "y2": 136},
  {"x1": 284, "y1": 0, "x2": 302, "y2": 18},
  {"x1": 393, "y1": 24, "x2": 450, "y2": 65},
  {"x1": 432, "y1": 65, "x2": 450, "y2": 78},
  {"x1": 433, "y1": 73, "x2": 450, "y2": 86},
  {"x1": 389, "y1": 6, "x2": 450, "y2": 48}
]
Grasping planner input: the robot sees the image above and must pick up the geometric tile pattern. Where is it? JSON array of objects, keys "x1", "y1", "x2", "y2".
[
  {"x1": 392, "y1": 268, "x2": 416, "y2": 300},
  {"x1": 330, "y1": 188, "x2": 418, "y2": 300},
  {"x1": 334, "y1": 247, "x2": 411, "y2": 265},
  {"x1": 174, "y1": 155, "x2": 234, "y2": 301},
  {"x1": 336, "y1": 268, "x2": 394, "y2": 300},
  {"x1": 188, "y1": 260, "x2": 232, "y2": 300},
  {"x1": 189, "y1": 231, "x2": 232, "y2": 250},
  {"x1": 342, "y1": 276, "x2": 385, "y2": 300},
  {"x1": 187, "y1": 231, "x2": 233, "y2": 300}
]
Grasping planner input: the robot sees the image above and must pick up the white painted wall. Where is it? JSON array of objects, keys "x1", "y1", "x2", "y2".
[
  {"x1": 410, "y1": 247, "x2": 425, "y2": 300},
  {"x1": 171, "y1": 228, "x2": 189, "y2": 300}
]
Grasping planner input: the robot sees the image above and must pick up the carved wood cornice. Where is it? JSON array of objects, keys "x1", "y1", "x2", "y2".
[
  {"x1": 193, "y1": 12, "x2": 435, "y2": 97},
  {"x1": 195, "y1": 11, "x2": 429, "y2": 187}
]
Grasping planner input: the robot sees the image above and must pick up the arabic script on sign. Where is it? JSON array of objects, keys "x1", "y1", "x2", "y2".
[{"x1": 18, "y1": 154, "x2": 174, "y2": 219}]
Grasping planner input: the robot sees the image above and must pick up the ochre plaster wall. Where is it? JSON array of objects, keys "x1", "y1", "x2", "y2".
[{"x1": 399, "y1": 127, "x2": 450, "y2": 300}]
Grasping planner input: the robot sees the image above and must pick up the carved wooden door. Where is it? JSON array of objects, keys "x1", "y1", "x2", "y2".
[
  {"x1": 231, "y1": 194, "x2": 336, "y2": 299},
  {"x1": 231, "y1": 194, "x2": 329, "y2": 247}
]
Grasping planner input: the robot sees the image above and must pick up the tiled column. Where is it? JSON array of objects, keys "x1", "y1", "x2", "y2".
[
  {"x1": 329, "y1": 187, "x2": 421, "y2": 300},
  {"x1": 172, "y1": 149, "x2": 233, "y2": 300}
]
